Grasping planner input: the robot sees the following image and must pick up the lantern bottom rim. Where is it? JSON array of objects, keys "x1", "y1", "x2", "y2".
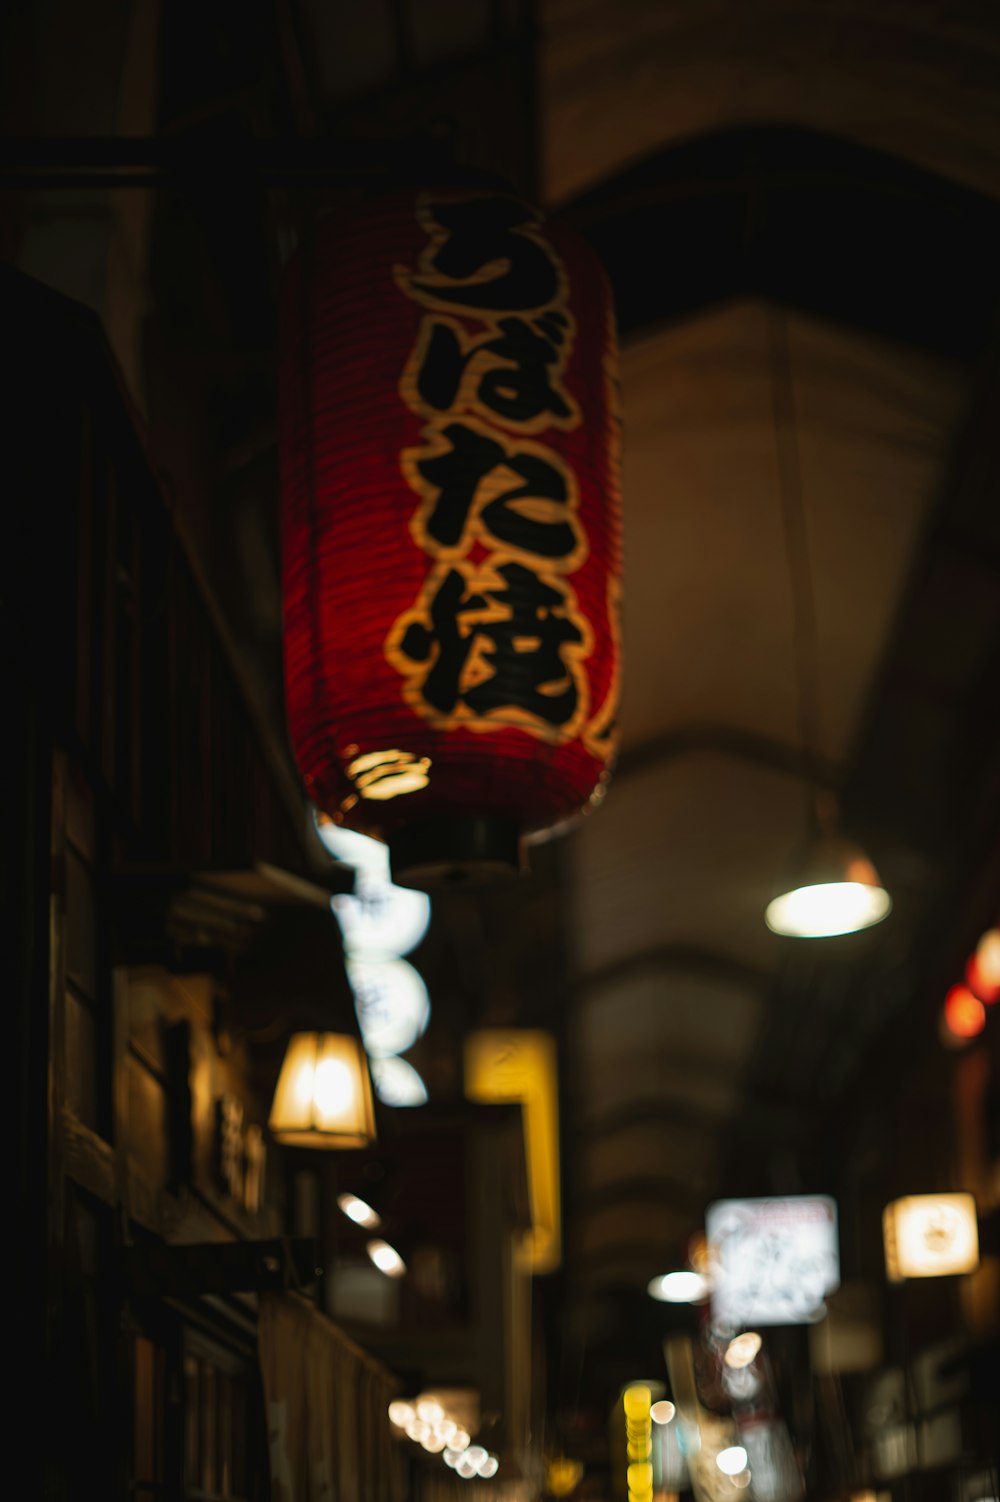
[{"x1": 388, "y1": 816, "x2": 524, "y2": 890}]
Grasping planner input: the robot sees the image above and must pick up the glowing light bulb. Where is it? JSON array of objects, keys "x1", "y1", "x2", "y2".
[
  {"x1": 314, "y1": 1056, "x2": 355, "y2": 1115},
  {"x1": 388, "y1": 1400, "x2": 414, "y2": 1428},
  {"x1": 465, "y1": 1446, "x2": 487, "y2": 1467},
  {"x1": 647, "y1": 1271, "x2": 708, "y2": 1303},
  {"x1": 450, "y1": 1428, "x2": 470, "y2": 1452},
  {"x1": 416, "y1": 1398, "x2": 444, "y2": 1425},
  {"x1": 650, "y1": 1400, "x2": 675, "y2": 1425},
  {"x1": 479, "y1": 1455, "x2": 499, "y2": 1478}
]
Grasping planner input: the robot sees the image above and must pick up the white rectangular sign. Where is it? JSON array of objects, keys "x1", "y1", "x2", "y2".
[{"x1": 706, "y1": 1194, "x2": 839, "y2": 1327}]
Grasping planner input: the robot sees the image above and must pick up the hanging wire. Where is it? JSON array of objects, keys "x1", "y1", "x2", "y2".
[{"x1": 766, "y1": 307, "x2": 836, "y2": 835}]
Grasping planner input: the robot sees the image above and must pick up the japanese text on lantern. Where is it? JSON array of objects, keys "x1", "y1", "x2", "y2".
[{"x1": 387, "y1": 194, "x2": 593, "y2": 742}]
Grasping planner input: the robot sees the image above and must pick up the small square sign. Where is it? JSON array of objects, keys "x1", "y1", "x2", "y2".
[{"x1": 707, "y1": 1195, "x2": 840, "y2": 1327}]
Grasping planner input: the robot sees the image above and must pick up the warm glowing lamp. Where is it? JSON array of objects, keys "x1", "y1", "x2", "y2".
[
  {"x1": 883, "y1": 1192, "x2": 979, "y2": 1281},
  {"x1": 650, "y1": 1400, "x2": 675, "y2": 1425},
  {"x1": 766, "y1": 836, "x2": 891, "y2": 937},
  {"x1": 942, "y1": 984, "x2": 986, "y2": 1044},
  {"x1": 269, "y1": 1032, "x2": 376, "y2": 1147}
]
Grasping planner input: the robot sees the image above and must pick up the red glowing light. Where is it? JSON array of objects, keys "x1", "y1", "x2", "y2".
[
  {"x1": 966, "y1": 953, "x2": 1000, "y2": 1006},
  {"x1": 943, "y1": 985, "x2": 986, "y2": 1041}
]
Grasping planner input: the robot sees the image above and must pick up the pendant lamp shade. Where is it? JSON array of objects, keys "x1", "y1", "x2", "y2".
[
  {"x1": 269, "y1": 1032, "x2": 376, "y2": 1148},
  {"x1": 279, "y1": 184, "x2": 622, "y2": 886},
  {"x1": 765, "y1": 835, "x2": 892, "y2": 938}
]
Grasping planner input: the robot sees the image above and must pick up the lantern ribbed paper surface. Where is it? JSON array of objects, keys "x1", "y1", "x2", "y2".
[{"x1": 280, "y1": 188, "x2": 621, "y2": 881}]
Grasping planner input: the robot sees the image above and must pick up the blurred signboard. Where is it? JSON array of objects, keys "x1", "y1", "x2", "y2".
[{"x1": 707, "y1": 1195, "x2": 839, "y2": 1326}]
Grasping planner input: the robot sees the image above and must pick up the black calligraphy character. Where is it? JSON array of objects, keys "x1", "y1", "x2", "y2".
[
  {"x1": 411, "y1": 196, "x2": 559, "y2": 310},
  {"x1": 417, "y1": 314, "x2": 573, "y2": 426},
  {"x1": 399, "y1": 569, "x2": 480, "y2": 716},
  {"x1": 415, "y1": 422, "x2": 577, "y2": 559},
  {"x1": 400, "y1": 564, "x2": 583, "y2": 727}
]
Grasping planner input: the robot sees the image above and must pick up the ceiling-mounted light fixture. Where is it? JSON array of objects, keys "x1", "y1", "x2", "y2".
[
  {"x1": 269, "y1": 1032, "x2": 376, "y2": 1148},
  {"x1": 765, "y1": 830, "x2": 891, "y2": 938},
  {"x1": 367, "y1": 1237, "x2": 406, "y2": 1277},
  {"x1": 337, "y1": 1191, "x2": 382, "y2": 1229},
  {"x1": 647, "y1": 1270, "x2": 709, "y2": 1304},
  {"x1": 764, "y1": 312, "x2": 891, "y2": 938}
]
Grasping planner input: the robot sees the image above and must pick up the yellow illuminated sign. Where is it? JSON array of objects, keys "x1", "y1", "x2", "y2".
[
  {"x1": 464, "y1": 1030, "x2": 561, "y2": 1273},
  {"x1": 622, "y1": 1386, "x2": 652, "y2": 1502},
  {"x1": 883, "y1": 1193, "x2": 979, "y2": 1281}
]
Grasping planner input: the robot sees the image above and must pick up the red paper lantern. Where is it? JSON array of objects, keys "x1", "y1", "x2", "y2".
[{"x1": 280, "y1": 187, "x2": 622, "y2": 883}]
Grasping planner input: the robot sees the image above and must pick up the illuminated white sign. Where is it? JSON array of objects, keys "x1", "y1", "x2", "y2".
[
  {"x1": 315, "y1": 815, "x2": 391, "y2": 880},
  {"x1": 348, "y1": 956, "x2": 430, "y2": 1058},
  {"x1": 332, "y1": 878, "x2": 430, "y2": 960},
  {"x1": 707, "y1": 1195, "x2": 839, "y2": 1327},
  {"x1": 370, "y1": 1056, "x2": 429, "y2": 1107},
  {"x1": 316, "y1": 808, "x2": 433, "y2": 1107}
]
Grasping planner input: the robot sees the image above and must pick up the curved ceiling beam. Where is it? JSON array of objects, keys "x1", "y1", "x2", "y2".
[
  {"x1": 568, "y1": 1236, "x2": 695, "y2": 1277},
  {"x1": 578, "y1": 1090, "x2": 801, "y2": 1144},
  {"x1": 577, "y1": 1092, "x2": 731, "y2": 1141},
  {"x1": 559, "y1": 124, "x2": 1000, "y2": 362},
  {"x1": 615, "y1": 721, "x2": 842, "y2": 787},
  {"x1": 576, "y1": 939, "x2": 770, "y2": 1000},
  {"x1": 574, "y1": 1173, "x2": 707, "y2": 1217}
]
